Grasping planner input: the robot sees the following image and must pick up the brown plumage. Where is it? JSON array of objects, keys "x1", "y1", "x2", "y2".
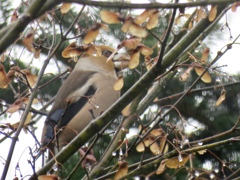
[{"x1": 41, "y1": 54, "x2": 120, "y2": 157}]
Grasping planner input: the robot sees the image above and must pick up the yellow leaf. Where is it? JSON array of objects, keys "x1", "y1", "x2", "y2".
[
  {"x1": 121, "y1": 102, "x2": 131, "y2": 117},
  {"x1": 165, "y1": 154, "x2": 189, "y2": 169},
  {"x1": 60, "y1": 3, "x2": 71, "y2": 14},
  {"x1": 216, "y1": 89, "x2": 226, "y2": 106},
  {"x1": 136, "y1": 141, "x2": 145, "y2": 152},
  {"x1": 129, "y1": 50, "x2": 140, "y2": 69},
  {"x1": 114, "y1": 161, "x2": 128, "y2": 180},
  {"x1": 100, "y1": 10, "x2": 122, "y2": 24},
  {"x1": 197, "y1": 149, "x2": 207, "y2": 155},
  {"x1": 114, "y1": 77, "x2": 124, "y2": 91},
  {"x1": 194, "y1": 65, "x2": 212, "y2": 83},
  {"x1": 208, "y1": 5, "x2": 217, "y2": 22}
]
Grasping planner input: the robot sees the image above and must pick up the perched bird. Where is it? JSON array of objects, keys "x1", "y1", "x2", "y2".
[{"x1": 41, "y1": 50, "x2": 121, "y2": 157}]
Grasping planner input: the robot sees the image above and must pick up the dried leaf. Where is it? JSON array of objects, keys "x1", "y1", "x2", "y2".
[
  {"x1": 150, "y1": 141, "x2": 160, "y2": 154},
  {"x1": 22, "y1": 33, "x2": 35, "y2": 52},
  {"x1": 129, "y1": 50, "x2": 140, "y2": 69},
  {"x1": 196, "y1": 8, "x2": 207, "y2": 22},
  {"x1": 179, "y1": 65, "x2": 193, "y2": 82},
  {"x1": 62, "y1": 43, "x2": 97, "y2": 58},
  {"x1": 194, "y1": 65, "x2": 212, "y2": 83},
  {"x1": 34, "y1": 48, "x2": 41, "y2": 59},
  {"x1": 120, "y1": 38, "x2": 141, "y2": 50},
  {"x1": 122, "y1": 102, "x2": 131, "y2": 117},
  {"x1": 146, "y1": 10, "x2": 159, "y2": 30},
  {"x1": 159, "y1": 135, "x2": 167, "y2": 154},
  {"x1": 11, "y1": 10, "x2": 18, "y2": 22},
  {"x1": 60, "y1": 3, "x2": 71, "y2": 14},
  {"x1": 0, "y1": 53, "x2": 5, "y2": 62},
  {"x1": 231, "y1": 2, "x2": 240, "y2": 12},
  {"x1": 201, "y1": 47, "x2": 210, "y2": 64},
  {"x1": 216, "y1": 89, "x2": 226, "y2": 106},
  {"x1": 165, "y1": 155, "x2": 189, "y2": 169},
  {"x1": 114, "y1": 77, "x2": 124, "y2": 91},
  {"x1": 21, "y1": 69, "x2": 38, "y2": 87},
  {"x1": 208, "y1": 5, "x2": 217, "y2": 22},
  {"x1": 156, "y1": 160, "x2": 166, "y2": 175},
  {"x1": 129, "y1": 23, "x2": 147, "y2": 38},
  {"x1": 121, "y1": 17, "x2": 133, "y2": 33},
  {"x1": 150, "y1": 128, "x2": 165, "y2": 137},
  {"x1": 138, "y1": 44, "x2": 153, "y2": 56},
  {"x1": 134, "y1": 9, "x2": 149, "y2": 25},
  {"x1": 7, "y1": 97, "x2": 28, "y2": 113},
  {"x1": 100, "y1": 10, "x2": 122, "y2": 24},
  {"x1": 0, "y1": 63, "x2": 10, "y2": 88},
  {"x1": 197, "y1": 149, "x2": 207, "y2": 155},
  {"x1": 136, "y1": 141, "x2": 145, "y2": 152},
  {"x1": 83, "y1": 23, "x2": 108, "y2": 44},
  {"x1": 38, "y1": 175, "x2": 59, "y2": 180},
  {"x1": 114, "y1": 161, "x2": 128, "y2": 180}
]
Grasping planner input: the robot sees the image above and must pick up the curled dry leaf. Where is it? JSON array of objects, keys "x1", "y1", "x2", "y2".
[
  {"x1": 138, "y1": 44, "x2": 153, "y2": 56},
  {"x1": 114, "y1": 161, "x2": 128, "y2": 180},
  {"x1": 156, "y1": 160, "x2": 166, "y2": 175},
  {"x1": 62, "y1": 43, "x2": 99, "y2": 59},
  {"x1": 179, "y1": 65, "x2": 194, "y2": 82},
  {"x1": 134, "y1": 9, "x2": 149, "y2": 25},
  {"x1": 7, "y1": 97, "x2": 28, "y2": 113},
  {"x1": 208, "y1": 5, "x2": 217, "y2": 22},
  {"x1": 197, "y1": 149, "x2": 207, "y2": 155},
  {"x1": 100, "y1": 10, "x2": 123, "y2": 24},
  {"x1": 194, "y1": 65, "x2": 212, "y2": 83},
  {"x1": 83, "y1": 23, "x2": 108, "y2": 44},
  {"x1": 114, "y1": 77, "x2": 124, "y2": 91},
  {"x1": 22, "y1": 33, "x2": 35, "y2": 52},
  {"x1": 216, "y1": 89, "x2": 226, "y2": 106},
  {"x1": 60, "y1": 3, "x2": 71, "y2": 14},
  {"x1": 129, "y1": 50, "x2": 140, "y2": 69},
  {"x1": 165, "y1": 154, "x2": 189, "y2": 169},
  {"x1": 201, "y1": 47, "x2": 210, "y2": 64}
]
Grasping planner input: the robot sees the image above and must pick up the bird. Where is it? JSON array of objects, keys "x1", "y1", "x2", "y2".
[{"x1": 41, "y1": 48, "x2": 123, "y2": 159}]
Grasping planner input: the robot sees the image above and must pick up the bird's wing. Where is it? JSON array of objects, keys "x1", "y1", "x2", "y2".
[{"x1": 41, "y1": 70, "x2": 96, "y2": 146}]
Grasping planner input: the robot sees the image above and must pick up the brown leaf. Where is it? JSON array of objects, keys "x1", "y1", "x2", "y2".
[
  {"x1": 231, "y1": 2, "x2": 240, "y2": 12},
  {"x1": 194, "y1": 65, "x2": 212, "y2": 83},
  {"x1": 197, "y1": 149, "x2": 207, "y2": 155},
  {"x1": 129, "y1": 23, "x2": 147, "y2": 38},
  {"x1": 150, "y1": 141, "x2": 160, "y2": 154},
  {"x1": 156, "y1": 160, "x2": 166, "y2": 175},
  {"x1": 121, "y1": 17, "x2": 133, "y2": 33},
  {"x1": 216, "y1": 89, "x2": 226, "y2": 106},
  {"x1": 0, "y1": 63, "x2": 10, "y2": 88},
  {"x1": 100, "y1": 10, "x2": 122, "y2": 24},
  {"x1": 179, "y1": 65, "x2": 194, "y2": 82},
  {"x1": 134, "y1": 9, "x2": 149, "y2": 25},
  {"x1": 208, "y1": 5, "x2": 217, "y2": 22},
  {"x1": 7, "y1": 97, "x2": 28, "y2": 113},
  {"x1": 138, "y1": 44, "x2": 153, "y2": 56},
  {"x1": 146, "y1": 10, "x2": 159, "y2": 30},
  {"x1": 114, "y1": 77, "x2": 124, "y2": 91},
  {"x1": 129, "y1": 50, "x2": 140, "y2": 69},
  {"x1": 120, "y1": 38, "x2": 142, "y2": 50},
  {"x1": 114, "y1": 161, "x2": 128, "y2": 180},
  {"x1": 201, "y1": 47, "x2": 210, "y2": 64},
  {"x1": 34, "y1": 48, "x2": 41, "y2": 59},
  {"x1": 22, "y1": 33, "x2": 35, "y2": 52},
  {"x1": 20, "y1": 69, "x2": 38, "y2": 87},
  {"x1": 165, "y1": 154, "x2": 189, "y2": 169},
  {"x1": 60, "y1": 3, "x2": 71, "y2": 14},
  {"x1": 196, "y1": 8, "x2": 207, "y2": 22},
  {"x1": 11, "y1": 10, "x2": 18, "y2": 22},
  {"x1": 83, "y1": 23, "x2": 108, "y2": 44},
  {"x1": 159, "y1": 135, "x2": 168, "y2": 155}
]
